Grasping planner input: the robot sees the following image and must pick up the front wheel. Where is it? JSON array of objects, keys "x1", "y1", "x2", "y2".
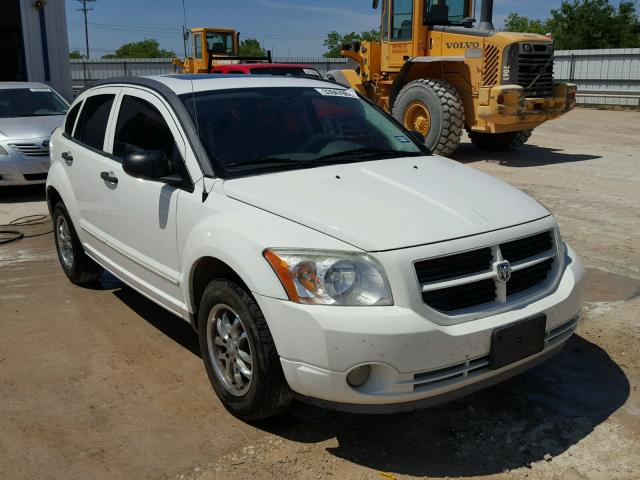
[
  {"x1": 198, "y1": 279, "x2": 293, "y2": 421},
  {"x1": 392, "y1": 78, "x2": 465, "y2": 157},
  {"x1": 468, "y1": 130, "x2": 533, "y2": 151}
]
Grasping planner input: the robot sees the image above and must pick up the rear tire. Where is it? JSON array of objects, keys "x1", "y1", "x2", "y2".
[
  {"x1": 52, "y1": 202, "x2": 103, "y2": 284},
  {"x1": 468, "y1": 129, "x2": 533, "y2": 151},
  {"x1": 392, "y1": 78, "x2": 465, "y2": 157},
  {"x1": 197, "y1": 279, "x2": 293, "y2": 421}
]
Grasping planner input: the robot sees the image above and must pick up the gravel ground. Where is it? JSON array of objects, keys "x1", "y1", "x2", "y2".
[{"x1": 0, "y1": 108, "x2": 638, "y2": 480}]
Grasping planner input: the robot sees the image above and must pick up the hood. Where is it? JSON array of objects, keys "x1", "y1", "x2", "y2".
[
  {"x1": 0, "y1": 115, "x2": 65, "y2": 142},
  {"x1": 223, "y1": 156, "x2": 550, "y2": 251}
]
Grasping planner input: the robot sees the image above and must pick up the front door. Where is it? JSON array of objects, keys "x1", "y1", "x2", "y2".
[
  {"x1": 381, "y1": 0, "x2": 415, "y2": 71},
  {"x1": 99, "y1": 87, "x2": 190, "y2": 315}
]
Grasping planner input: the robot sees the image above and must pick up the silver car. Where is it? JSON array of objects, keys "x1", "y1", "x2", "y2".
[{"x1": 0, "y1": 82, "x2": 68, "y2": 186}]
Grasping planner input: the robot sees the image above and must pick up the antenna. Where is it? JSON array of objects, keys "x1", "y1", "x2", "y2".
[
  {"x1": 77, "y1": 0, "x2": 97, "y2": 59},
  {"x1": 181, "y1": 0, "x2": 188, "y2": 57}
]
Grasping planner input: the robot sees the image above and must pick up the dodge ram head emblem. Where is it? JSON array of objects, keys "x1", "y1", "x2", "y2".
[{"x1": 496, "y1": 261, "x2": 512, "y2": 283}]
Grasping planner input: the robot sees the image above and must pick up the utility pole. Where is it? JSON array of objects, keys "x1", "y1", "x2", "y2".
[{"x1": 77, "y1": 0, "x2": 97, "y2": 59}]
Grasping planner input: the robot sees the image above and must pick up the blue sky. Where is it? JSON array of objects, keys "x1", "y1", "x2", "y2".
[{"x1": 64, "y1": 0, "x2": 621, "y2": 58}]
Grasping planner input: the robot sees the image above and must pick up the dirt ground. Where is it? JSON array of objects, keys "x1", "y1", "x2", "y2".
[{"x1": 1, "y1": 108, "x2": 639, "y2": 480}]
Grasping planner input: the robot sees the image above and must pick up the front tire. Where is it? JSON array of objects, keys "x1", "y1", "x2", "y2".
[
  {"x1": 197, "y1": 279, "x2": 293, "y2": 421},
  {"x1": 52, "y1": 202, "x2": 103, "y2": 284},
  {"x1": 468, "y1": 129, "x2": 533, "y2": 151},
  {"x1": 392, "y1": 78, "x2": 465, "y2": 157}
]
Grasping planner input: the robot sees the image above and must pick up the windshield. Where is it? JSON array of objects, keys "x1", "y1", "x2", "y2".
[
  {"x1": 424, "y1": 0, "x2": 469, "y2": 26},
  {"x1": 0, "y1": 88, "x2": 68, "y2": 118},
  {"x1": 181, "y1": 87, "x2": 426, "y2": 178},
  {"x1": 207, "y1": 32, "x2": 234, "y2": 54}
]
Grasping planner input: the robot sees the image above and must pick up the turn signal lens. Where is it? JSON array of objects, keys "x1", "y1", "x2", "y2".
[{"x1": 263, "y1": 249, "x2": 393, "y2": 306}]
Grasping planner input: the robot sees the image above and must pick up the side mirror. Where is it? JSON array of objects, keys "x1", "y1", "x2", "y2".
[
  {"x1": 123, "y1": 150, "x2": 175, "y2": 182},
  {"x1": 409, "y1": 130, "x2": 426, "y2": 144}
]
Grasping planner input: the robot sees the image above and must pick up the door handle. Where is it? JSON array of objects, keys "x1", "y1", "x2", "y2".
[
  {"x1": 61, "y1": 152, "x2": 73, "y2": 165},
  {"x1": 100, "y1": 171, "x2": 118, "y2": 185}
]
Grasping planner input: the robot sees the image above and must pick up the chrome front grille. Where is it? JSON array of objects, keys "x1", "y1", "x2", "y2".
[
  {"x1": 415, "y1": 230, "x2": 558, "y2": 314},
  {"x1": 9, "y1": 143, "x2": 50, "y2": 157}
]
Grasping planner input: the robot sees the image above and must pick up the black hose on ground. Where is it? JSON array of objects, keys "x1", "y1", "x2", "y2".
[{"x1": 0, "y1": 215, "x2": 52, "y2": 245}]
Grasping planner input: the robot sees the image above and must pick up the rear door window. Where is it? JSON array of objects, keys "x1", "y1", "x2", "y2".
[{"x1": 73, "y1": 94, "x2": 115, "y2": 150}]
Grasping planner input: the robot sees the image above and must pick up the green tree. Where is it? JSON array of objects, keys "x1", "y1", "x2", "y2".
[
  {"x1": 102, "y1": 39, "x2": 176, "y2": 59},
  {"x1": 323, "y1": 29, "x2": 381, "y2": 58},
  {"x1": 239, "y1": 38, "x2": 266, "y2": 57},
  {"x1": 548, "y1": 0, "x2": 640, "y2": 49},
  {"x1": 504, "y1": 1, "x2": 640, "y2": 49},
  {"x1": 69, "y1": 50, "x2": 84, "y2": 59},
  {"x1": 504, "y1": 13, "x2": 550, "y2": 35}
]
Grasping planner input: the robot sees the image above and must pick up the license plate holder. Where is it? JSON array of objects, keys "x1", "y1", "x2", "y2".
[{"x1": 490, "y1": 315, "x2": 546, "y2": 369}]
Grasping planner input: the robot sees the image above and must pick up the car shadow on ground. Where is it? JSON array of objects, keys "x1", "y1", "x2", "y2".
[
  {"x1": 0, "y1": 184, "x2": 46, "y2": 203},
  {"x1": 451, "y1": 142, "x2": 601, "y2": 167},
  {"x1": 107, "y1": 281, "x2": 629, "y2": 477}
]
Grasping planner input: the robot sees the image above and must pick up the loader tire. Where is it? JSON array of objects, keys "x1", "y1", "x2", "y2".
[
  {"x1": 392, "y1": 78, "x2": 464, "y2": 157},
  {"x1": 468, "y1": 129, "x2": 533, "y2": 151}
]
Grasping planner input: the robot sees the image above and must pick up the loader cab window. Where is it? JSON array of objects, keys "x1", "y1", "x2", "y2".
[
  {"x1": 194, "y1": 34, "x2": 203, "y2": 59},
  {"x1": 424, "y1": 0, "x2": 469, "y2": 26},
  {"x1": 206, "y1": 32, "x2": 234, "y2": 55},
  {"x1": 382, "y1": 0, "x2": 390, "y2": 39},
  {"x1": 391, "y1": 0, "x2": 413, "y2": 40}
]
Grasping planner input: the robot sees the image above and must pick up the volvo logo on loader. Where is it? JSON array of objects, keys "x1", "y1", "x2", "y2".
[{"x1": 445, "y1": 41, "x2": 480, "y2": 49}]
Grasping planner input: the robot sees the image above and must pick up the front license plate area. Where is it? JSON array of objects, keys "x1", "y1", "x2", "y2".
[{"x1": 490, "y1": 315, "x2": 546, "y2": 369}]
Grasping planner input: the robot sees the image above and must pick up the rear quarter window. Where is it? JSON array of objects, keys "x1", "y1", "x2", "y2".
[
  {"x1": 64, "y1": 102, "x2": 82, "y2": 135},
  {"x1": 73, "y1": 94, "x2": 115, "y2": 151}
]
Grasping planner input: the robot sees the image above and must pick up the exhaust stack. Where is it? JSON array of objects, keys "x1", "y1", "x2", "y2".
[{"x1": 478, "y1": 0, "x2": 494, "y2": 31}]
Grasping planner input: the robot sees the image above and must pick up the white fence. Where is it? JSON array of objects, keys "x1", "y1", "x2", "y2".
[
  {"x1": 71, "y1": 49, "x2": 640, "y2": 107},
  {"x1": 554, "y1": 48, "x2": 640, "y2": 107}
]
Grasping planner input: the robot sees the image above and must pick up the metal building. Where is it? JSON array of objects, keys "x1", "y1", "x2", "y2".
[{"x1": 0, "y1": 0, "x2": 73, "y2": 99}]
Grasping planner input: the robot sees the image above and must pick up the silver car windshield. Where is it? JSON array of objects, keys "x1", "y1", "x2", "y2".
[
  {"x1": 181, "y1": 87, "x2": 426, "y2": 178},
  {"x1": 0, "y1": 88, "x2": 69, "y2": 118}
]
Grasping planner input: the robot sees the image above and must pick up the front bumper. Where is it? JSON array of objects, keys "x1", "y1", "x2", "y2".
[
  {"x1": 0, "y1": 139, "x2": 50, "y2": 186},
  {"x1": 477, "y1": 83, "x2": 577, "y2": 132},
  {"x1": 255, "y1": 244, "x2": 584, "y2": 409}
]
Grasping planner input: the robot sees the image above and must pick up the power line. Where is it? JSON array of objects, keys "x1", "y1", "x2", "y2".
[{"x1": 77, "y1": 0, "x2": 97, "y2": 58}]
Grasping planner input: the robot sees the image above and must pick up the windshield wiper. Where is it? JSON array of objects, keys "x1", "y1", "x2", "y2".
[
  {"x1": 316, "y1": 147, "x2": 421, "y2": 163},
  {"x1": 223, "y1": 157, "x2": 311, "y2": 172}
]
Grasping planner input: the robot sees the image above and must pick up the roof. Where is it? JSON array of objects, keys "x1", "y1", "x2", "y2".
[
  {"x1": 0, "y1": 81, "x2": 53, "y2": 90},
  {"x1": 96, "y1": 74, "x2": 343, "y2": 96}
]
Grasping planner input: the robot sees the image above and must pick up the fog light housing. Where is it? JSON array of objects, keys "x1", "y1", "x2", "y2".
[{"x1": 346, "y1": 365, "x2": 371, "y2": 387}]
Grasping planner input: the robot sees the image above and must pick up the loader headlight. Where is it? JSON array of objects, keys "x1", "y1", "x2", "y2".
[{"x1": 263, "y1": 249, "x2": 393, "y2": 306}]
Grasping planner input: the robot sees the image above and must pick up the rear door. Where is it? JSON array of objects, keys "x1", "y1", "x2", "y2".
[{"x1": 56, "y1": 87, "x2": 120, "y2": 252}]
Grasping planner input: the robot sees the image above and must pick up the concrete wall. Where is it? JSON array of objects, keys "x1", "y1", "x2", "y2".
[{"x1": 19, "y1": 0, "x2": 73, "y2": 100}]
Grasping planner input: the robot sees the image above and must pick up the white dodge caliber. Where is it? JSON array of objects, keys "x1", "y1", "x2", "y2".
[{"x1": 46, "y1": 75, "x2": 584, "y2": 420}]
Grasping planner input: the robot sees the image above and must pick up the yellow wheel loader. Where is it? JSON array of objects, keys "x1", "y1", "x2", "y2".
[
  {"x1": 328, "y1": 0, "x2": 577, "y2": 156},
  {"x1": 172, "y1": 28, "x2": 272, "y2": 74}
]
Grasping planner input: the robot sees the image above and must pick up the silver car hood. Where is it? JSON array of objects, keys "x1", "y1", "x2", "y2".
[{"x1": 0, "y1": 115, "x2": 65, "y2": 141}]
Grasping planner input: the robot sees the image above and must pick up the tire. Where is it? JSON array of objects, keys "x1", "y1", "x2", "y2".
[
  {"x1": 52, "y1": 202, "x2": 103, "y2": 284},
  {"x1": 392, "y1": 78, "x2": 465, "y2": 157},
  {"x1": 197, "y1": 279, "x2": 293, "y2": 421},
  {"x1": 468, "y1": 129, "x2": 533, "y2": 151}
]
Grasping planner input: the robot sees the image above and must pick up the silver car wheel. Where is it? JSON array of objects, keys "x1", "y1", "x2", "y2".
[
  {"x1": 207, "y1": 304, "x2": 254, "y2": 397},
  {"x1": 56, "y1": 215, "x2": 74, "y2": 269}
]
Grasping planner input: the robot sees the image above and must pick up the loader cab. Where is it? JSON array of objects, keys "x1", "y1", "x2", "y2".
[
  {"x1": 187, "y1": 28, "x2": 240, "y2": 72},
  {"x1": 378, "y1": 0, "x2": 475, "y2": 70}
]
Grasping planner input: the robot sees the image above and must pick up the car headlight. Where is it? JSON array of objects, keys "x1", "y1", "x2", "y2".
[
  {"x1": 263, "y1": 249, "x2": 393, "y2": 306},
  {"x1": 0, "y1": 145, "x2": 8, "y2": 155}
]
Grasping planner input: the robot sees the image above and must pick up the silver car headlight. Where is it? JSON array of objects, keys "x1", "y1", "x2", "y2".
[{"x1": 263, "y1": 249, "x2": 393, "y2": 306}]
